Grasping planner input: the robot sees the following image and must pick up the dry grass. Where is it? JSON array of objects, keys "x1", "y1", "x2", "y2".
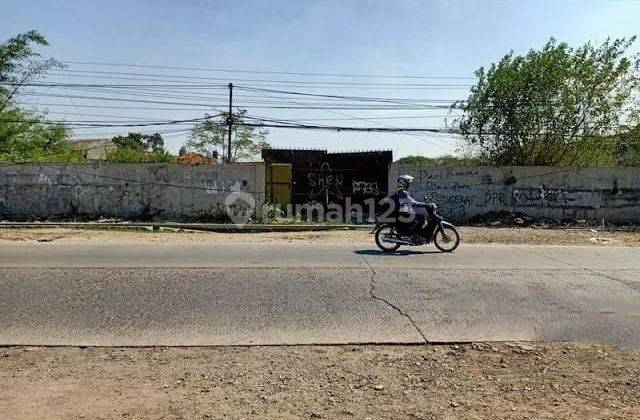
[{"x1": 1, "y1": 226, "x2": 640, "y2": 247}]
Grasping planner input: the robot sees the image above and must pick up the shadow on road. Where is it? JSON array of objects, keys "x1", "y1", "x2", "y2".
[{"x1": 354, "y1": 249, "x2": 440, "y2": 256}]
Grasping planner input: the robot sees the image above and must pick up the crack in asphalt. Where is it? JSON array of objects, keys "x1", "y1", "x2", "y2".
[
  {"x1": 355, "y1": 248, "x2": 429, "y2": 344},
  {"x1": 529, "y1": 249, "x2": 640, "y2": 291}
]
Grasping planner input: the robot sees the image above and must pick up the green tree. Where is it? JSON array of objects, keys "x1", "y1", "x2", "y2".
[
  {"x1": 0, "y1": 106, "x2": 79, "y2": 162},
  {"x1": 610, "y1": 125, "x2": 640, "y2": 166},
  {"x1": 111, "y1": 132, "x2": 165, "y2": 152},
  {"x1": 186, "y1": 109, "x2": 270, "y2": 163},
  {"x1": 106, "y1": 147, "x2": 173, "y2": 163},
  {"x1": 454, "y1": 37, "x2": 640, "y2": 166},
  {"x1": 107, "y1": 132, "x2": 173, "y2": 163},
  {"x1": 0, "y1": 30, "x2": 73, "y2": 162},
  {"x1": 0, "y1": 30, "x2": 62, "y2": 112}
]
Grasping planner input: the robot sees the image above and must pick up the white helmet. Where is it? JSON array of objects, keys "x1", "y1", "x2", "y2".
[{"x1": 397, "y1": 174, "x2": 414, "y2": 189}]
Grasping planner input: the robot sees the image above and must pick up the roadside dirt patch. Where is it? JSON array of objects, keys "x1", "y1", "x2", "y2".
[
  {"x1": 460, "y1": 227, "x2": 640, "y2": 246},
  {"x1": 1, "y1": 343, "x2": 638, "y2": 419},
  {"x1": 1, "y1": 226, "x2": 640, "y2": 247},
  {"x1": 0, "y1": 228, "x2": 100, "y2": 243}
]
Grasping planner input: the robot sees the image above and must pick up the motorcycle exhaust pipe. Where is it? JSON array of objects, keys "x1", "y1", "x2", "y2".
[{"x1": 381, "y1": 237, "x2": 414, "y2": 245}]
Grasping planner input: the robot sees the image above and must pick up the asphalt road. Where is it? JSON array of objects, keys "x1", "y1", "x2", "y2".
[{"x1": 1, "y1": 241, "x2": 639, "y2": 347}]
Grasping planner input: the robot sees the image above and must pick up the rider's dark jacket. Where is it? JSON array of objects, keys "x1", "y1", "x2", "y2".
[{"x1": 389, "y1": 188, "x2": 426, "y2": 212}]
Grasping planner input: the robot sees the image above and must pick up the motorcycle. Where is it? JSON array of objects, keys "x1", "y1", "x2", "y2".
[{"x1": 372, "y1": 201, "x2": 460, "y2": 253}]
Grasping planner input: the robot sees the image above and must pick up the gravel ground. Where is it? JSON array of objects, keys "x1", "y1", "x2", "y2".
[
  {"x1": 1, "y1": 343, "x2": 638, "y2": 419},
  {"x1": 1, "y1": 226, "x2": 640, "y2": 246}
]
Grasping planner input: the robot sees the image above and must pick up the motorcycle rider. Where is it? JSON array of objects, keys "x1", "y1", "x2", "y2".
[
  {"x1": 374, "y1": 175, "x2": 459, "y2": 252},
  {"x1": 390, "y1": 174, "x2": 427, "y2": 214},
  {"x1": 389, "y1": 175, "x2": 432, "y2": 237}
]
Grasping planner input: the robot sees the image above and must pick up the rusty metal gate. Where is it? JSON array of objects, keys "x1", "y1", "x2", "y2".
[
  {"x1": 265, "y1": 163, "x2": 292, "y2": 204},
  {"x1": 262, "y1": 149, "x2": 392, "y2": 210}
]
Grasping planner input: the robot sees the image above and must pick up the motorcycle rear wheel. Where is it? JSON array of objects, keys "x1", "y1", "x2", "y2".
[{"x1": 375, "y1": 225, "x2": 401, "y2": 253}]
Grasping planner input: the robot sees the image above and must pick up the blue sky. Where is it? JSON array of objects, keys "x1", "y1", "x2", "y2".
[{"x1": 3, "y1": 0, "x2": 640, "y2": 159}]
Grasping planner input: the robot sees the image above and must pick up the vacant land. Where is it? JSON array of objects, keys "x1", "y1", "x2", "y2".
[
  {"x1": 1, "y1": 226, "x2": 640, "y2": 246},
  {"x1": 1, "y1": 343, "x2": 638, "y2": 419}
]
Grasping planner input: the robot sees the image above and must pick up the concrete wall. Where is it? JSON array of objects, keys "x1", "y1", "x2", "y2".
[
  {"x1": 0, "y1": 163, "x2": 264, "y2": 221},
  {"x1": 3, "y1": 162, "x2": 639, "y2": 223},
  {"x1": 389, "y1": 164, "x2": 640, "y2": 223}
]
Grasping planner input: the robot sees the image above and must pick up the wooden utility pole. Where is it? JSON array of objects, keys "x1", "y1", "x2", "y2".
[{"x1": 226, "y1": 82, "x2": 233, "y2": 163}]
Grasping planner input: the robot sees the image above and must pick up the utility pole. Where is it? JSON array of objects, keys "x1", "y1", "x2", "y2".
[{"x1": 226, "y1": 82, "x2": 233, "y2": 164}]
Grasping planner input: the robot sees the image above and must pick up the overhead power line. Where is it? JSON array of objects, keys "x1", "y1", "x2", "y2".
[
  {"x1": 5, "y1": 81, "x2": 227, "y2": 89},
  {"x1": 17, "y1": 92, "x2": 453, "y2": 109},
  {"x1": 44, "y1": 71, "x2": 470, "y2": 89},
  {"x1": 241, "y1": 90, "x2": 459, "y2": 150},
  {"x1": 69, "y1": 127, "x2": 193, "y2": 137},
  {"x1": 48, "y1": 69, "x2": 473, "y2": 87},
  {"x1": 38, "y1": 111, "x2": 182, "y2": 120},
  {"x1": 236, "y1": 114, "x2": 456, "y2": 121},
  {"x1": 235, "y1": 86, "x2": 463, "y2": 106},
  {"x1": 17, "y1": 102, "x2": 220, "y2": 111},
  {"x1": 5, "y1": 82, "x2": 466, "y2": 103},
  {"x1": 2, "y1": 116, "x2": 216, "y2": 128},
  {"x1": 60, "y1": 60, "x2": 475, "y2": 80},
  {"x1": 40, "y1": 111, "x2": 455, "y2": 121},
  {"x1": 11, "y1": 116, "x2": 623, "y2": 140},
  {"x1": 2, "y1": 116, "x2": 455, "y2": 132}
]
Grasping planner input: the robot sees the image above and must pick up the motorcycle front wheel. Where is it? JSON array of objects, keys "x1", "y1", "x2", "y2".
[
  {"x1": 434, "y1": 224, "x2": 460, "y2": 252},
  {"x1": 375, "y1": 224, "x2": 401, "y2": 253}
]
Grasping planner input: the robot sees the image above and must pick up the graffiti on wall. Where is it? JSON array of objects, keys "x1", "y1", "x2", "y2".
[
  {"x1": 38, "y1": 173, "x2": 54, "y2": 186},
  {"x1": 408, "y1": 167, "x2": 614, "y2": 221},
  {"x1": 352, "y1": 180, "x2": 379, "y2": 195},
  {"x1": 512, "y1": 186, "x2": 567, "y2": 206},
  {"x1": 203, "y1": 179, "x2": 243, "y2": 195},
  {"x1": 417, "y1": 168, "x2": 480, "y2": 221},
  {"x1": 308, "y1": 162, "x2": 344, "y2": 203}
]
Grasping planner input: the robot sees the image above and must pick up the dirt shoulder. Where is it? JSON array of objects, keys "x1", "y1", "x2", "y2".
[
  {"x1": 1, "y1": 342, "x2": 638, "y2": 419},
  {"x1": 1, "y1": 226, "x2": 639, "y2": 247}
]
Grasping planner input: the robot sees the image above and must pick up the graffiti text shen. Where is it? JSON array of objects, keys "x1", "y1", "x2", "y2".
[{"x1": 308, "y1": 162, "x2": 344, "y2": 202}]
